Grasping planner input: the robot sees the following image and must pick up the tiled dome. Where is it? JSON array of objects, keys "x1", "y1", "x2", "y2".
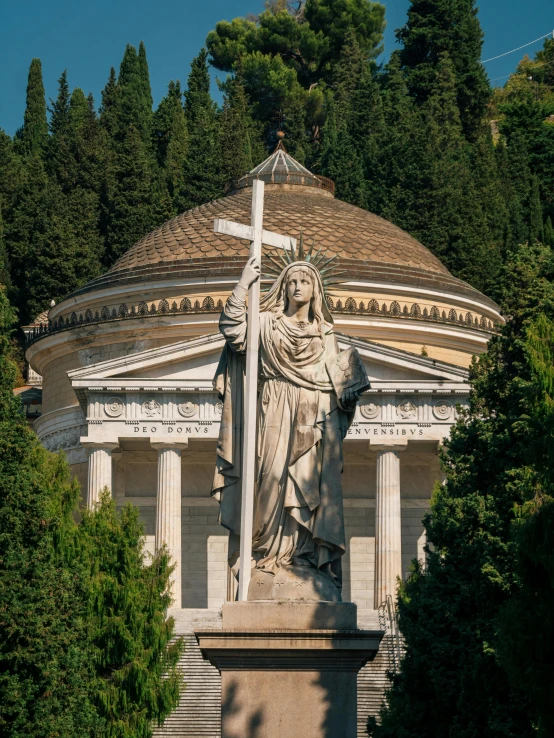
[{"x1": 108, "y1": 187, "x2": 449, "y2": 278}]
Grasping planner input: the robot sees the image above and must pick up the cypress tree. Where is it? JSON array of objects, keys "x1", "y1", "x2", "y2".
[
  {"x1": 152, "y1": 81, "x2": 188, "y2": 205},
  {"x1": 281, "y1": 94, "x2": 308, "y2": 164},
  {"x1": 470, "y1": 131, "x2": 511, "y2": 294},
  {"x1": 16, "y1": 59, "x2": 48, "y2": 154},
  {"x1": 219, "y1": 76, "x2": 260, "y2": 188},
  {"x1": 117, "y1": 44, "x2": 152, "y2": 145},
  {"x1": 101, "y1": 44, "x2": 160, "y2": 266},
  {"x1": 544, "y1": 216, "x2": 554, "y2": 247},
  {"x1": 6, "y1": 154, "x2": 50, "y2": 319},
  {"x1": 46, "y1": 70, "x2": 73, "y2": 186},
  {"x1": 317, "y1": 93, "x2": 367, "y2": 209},
  {"x1": 494, "y1": 138, "x2": 527, "y2": 250},
  {"x1": 397, "y1": 0, "x2": 490, "y2": 139},
  {"x1": 529, "y1": 175, "x2": 544, "y2": 243},
  {"x1": 0, "y1": 286, "x2": 98, "y2": 737},
  {"x1": 0, "y1": 207, "x2": 9, "y2": 289},
  {"x1": 103, "y1": 124, "x2": 156, "y2": 265},
  {"x1": 332, "y1": 29, "x2": 385, "y2": 210},
  {"x1": 138, "y1": 41, "x2": 154, "y2": 120},
  {"x1": 176, "y1": 49, "x2": 225, "y2": 212},
  {"x1": 99, "y1": 67, "x2": 121, "y2": 139},
  {"x1": 76, "y1": 493, "x2": 183, "y2": 738},
  {"x1": 381, "y1": 54, "x2": 497, "y2": 293}
]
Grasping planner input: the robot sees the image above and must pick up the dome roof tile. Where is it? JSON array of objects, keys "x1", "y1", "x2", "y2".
[{"x1": 106, "y1": 187, "x2": 450, "y2": 279}]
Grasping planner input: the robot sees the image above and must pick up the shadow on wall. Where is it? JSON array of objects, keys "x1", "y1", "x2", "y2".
[{"x1": 223, "y1": 681, "x2": 264, "y2": 738}]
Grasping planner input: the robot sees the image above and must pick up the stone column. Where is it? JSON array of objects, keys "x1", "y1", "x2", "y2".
[
  {"x1": 373, "y1": 444, "x2": 406, "y2": 609},
  {"x1": 152, "y1": 441, "x2": 188, "y2": 610},
  {"x1": 83, "y1": 442, "x2": 118, "y2": 508}
]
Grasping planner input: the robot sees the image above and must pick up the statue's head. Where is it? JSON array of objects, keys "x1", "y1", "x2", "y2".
[
  {"x1": 284, "y1": 265, "x2": 315, "y2": 310},
  {"x1": 260, "y1": 261, "x2": 332, "y2": 335}
]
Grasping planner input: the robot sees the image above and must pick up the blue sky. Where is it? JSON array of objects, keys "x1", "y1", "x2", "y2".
[{"x1": 1, "y1": 0, "x2": 552, "y2": 136}]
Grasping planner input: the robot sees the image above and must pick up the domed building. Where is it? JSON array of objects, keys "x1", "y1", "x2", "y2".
[{"x1": 26, "y1": 146, "x2": 502, "y2": 735}]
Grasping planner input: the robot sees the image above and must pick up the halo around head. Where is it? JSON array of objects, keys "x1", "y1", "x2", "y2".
[{"x1": 263, "y1": 230, "x2": 346, "y2": 290}]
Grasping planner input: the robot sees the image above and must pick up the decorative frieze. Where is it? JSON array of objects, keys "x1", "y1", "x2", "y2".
[
  {"x1": 25, "y1": 293, "x2": 500, "y2": 348},
  {"x1": 41, "y1": 423, "x2": 88, "y2": 452}
]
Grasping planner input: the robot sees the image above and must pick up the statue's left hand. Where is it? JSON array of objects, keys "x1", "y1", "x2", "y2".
[{"x1": 340, "y1": 388, "x2": 357, "y2": 409}]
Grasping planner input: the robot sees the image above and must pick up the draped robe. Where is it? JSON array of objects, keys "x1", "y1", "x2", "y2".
[{"x1": 212, "y1": 281, "x2": 352, "y2": 586}]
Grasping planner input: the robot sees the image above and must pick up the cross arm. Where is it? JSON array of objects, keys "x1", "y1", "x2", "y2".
[{"x1": 214, "y1": 218, "x2": 296, "y2": 251}]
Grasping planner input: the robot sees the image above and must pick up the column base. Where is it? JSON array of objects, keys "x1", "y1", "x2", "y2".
[{"x1": 196, "y1": 601, "x2": 383, "y2": 738}]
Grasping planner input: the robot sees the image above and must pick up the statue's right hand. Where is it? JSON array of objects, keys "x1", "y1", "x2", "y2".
[{"x1": 238, "y1": 255, "x2": 261, "y2": 289}]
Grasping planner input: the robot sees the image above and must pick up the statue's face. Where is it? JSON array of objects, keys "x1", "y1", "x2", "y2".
[{"x1": 285, "y1": 268, "x2": 314, "y2": 308}]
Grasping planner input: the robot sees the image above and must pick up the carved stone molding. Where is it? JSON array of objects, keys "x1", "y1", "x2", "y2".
[
  {"x1": 433, "y1": 400, "x2": 453, "y2": 420},
  {"x1": 360, "y1": 401, "x2": 380, "y2": 420},
  {"x1": 104, "y1": 397, "x2": 124, "y2": 418},
  {"x1": 178, "y1": 400, "x2": 198, "y2": 418},
  {"x1": 396, "y1": 400, "x2": 417, "y2": 420},
  {"x1": 142, "y1": 398, "x2": 161, "y2": 417}
]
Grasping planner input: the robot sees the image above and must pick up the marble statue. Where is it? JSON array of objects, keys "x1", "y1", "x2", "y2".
[{"x1": 212, "y1": 255, "x2": 368, "y2": 601}]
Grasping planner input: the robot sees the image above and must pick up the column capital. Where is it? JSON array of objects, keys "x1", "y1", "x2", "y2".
[
  {"x1": 151, "y1": 440, "x2": 189, "y2": 451},
  {"x1": 370, "y1": 441, "x2": 408, "y2": 452},
  {"x1": 80, "y1": 440, "x2": 119, "y2": 451}
]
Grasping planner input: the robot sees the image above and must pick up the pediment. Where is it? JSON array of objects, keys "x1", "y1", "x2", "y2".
[{"x1": 68, "y1": 332, "x2": 468, "y2": 388}]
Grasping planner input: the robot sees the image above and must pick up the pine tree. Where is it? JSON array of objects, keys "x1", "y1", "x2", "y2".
[
  {"x1": 397, "y1": 0, "x2": 490, "y2": 139},
  {"x1": 176, "y1": 49, "x2": 224, "y2": 211},
  {"x1": 0, "y1": 286, "x2": 98, "y2": 737},
  {"x1": 76, "y1": 493, "x2": 183, "y2": 738},
  {"x1": 16, "y1": 59, "x2": 48, "y2": 154}
]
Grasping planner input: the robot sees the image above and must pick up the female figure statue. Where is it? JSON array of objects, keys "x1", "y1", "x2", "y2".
[{"x1": 212, "y1": 254, "x2": 366, "y2": 600}]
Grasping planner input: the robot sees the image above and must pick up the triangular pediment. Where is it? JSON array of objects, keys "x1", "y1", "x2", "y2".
[{"x1": 68, "y1": 332, "x2": 468, "y2": 387}]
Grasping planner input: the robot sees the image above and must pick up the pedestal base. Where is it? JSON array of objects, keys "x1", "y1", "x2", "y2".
[{"x1": 196, "y1": 602, "x2": 383, "y2": 738}]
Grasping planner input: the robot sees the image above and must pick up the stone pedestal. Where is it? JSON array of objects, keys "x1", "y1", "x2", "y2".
[{"x1": 196, "y1": 601, "x2": 383, "y2": 738}]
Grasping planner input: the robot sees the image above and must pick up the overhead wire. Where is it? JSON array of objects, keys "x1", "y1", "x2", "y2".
[{"x1": 482, "y1": 31, "x2": 554, "y2": 64}]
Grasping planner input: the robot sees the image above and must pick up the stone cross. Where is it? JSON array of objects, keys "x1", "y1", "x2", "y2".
[{"x1": 214, "y1": 179, "x2": 296, "y2": 600}]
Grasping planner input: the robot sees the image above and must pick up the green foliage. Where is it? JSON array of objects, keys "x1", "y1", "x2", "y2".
[
  {"x1": 76, "y1": 493, "x2": 183, "y2": 738},
  {"x1": 397, "y1": 0, "x2": 490, "y2": 139},
  {"x1": 0, "y1": 286, "x2": 99, "y2": 737},
  {"x1": 206, "y1": 0, "x2": 385, "y2": 144},
  {"x1": 219, "y1": 76, "x2": 262, "y2": 186},
  {"x1": 379, "y1": 54, "x2": 501, "y2": 294},
  {"x1": 152, "y1": 81, "x2": 188, "y2": 202},
  {"x1": 175, "y1": 50, "x2": 225, "y2": 211},
  {"x1": 0, "y1": 288, "x2": 182, "y2": 737},
  {"x1": 16, "y1": 59, "x2": 48, "y2": 154},
  {"x1": 103, "y1": 124, "x2": 158, "y2": 266},
  {"x1": 369, "y1": 244, "x2": 554, "y2": 737}
]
